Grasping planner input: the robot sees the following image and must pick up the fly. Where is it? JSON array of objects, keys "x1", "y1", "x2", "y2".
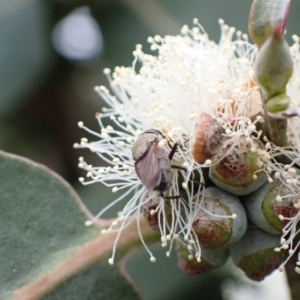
[{"x1": 132, "y1": 129, "x2": 185, "y2": 195}]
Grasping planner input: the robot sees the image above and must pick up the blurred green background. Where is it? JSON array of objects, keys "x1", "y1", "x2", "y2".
[{"x1": 1, "y1": 0, "x2": 298, "y2": 299}]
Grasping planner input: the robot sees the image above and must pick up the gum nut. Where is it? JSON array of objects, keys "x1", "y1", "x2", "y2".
[
  {"x1": 192, "y1": 113, "x2": 222, "y2": 163},
  {"x1": 230, "y1": 227, "x2": 285, "y2": 281},
  {"x1": 209, "y1": 136, "x2": 267, "y2": 196},
  {"x1": 142, "y1": 190, "x2": 172, "y2": 230},
  {"x1": 176, "y1": 240, "x2": 229, "y2": 275},
  {"x1": 243, "y1": 180, "x2": 298, "y2": 234},
  {"x1": 192, "y1": 187, "x2": 247, "y2": 249}
]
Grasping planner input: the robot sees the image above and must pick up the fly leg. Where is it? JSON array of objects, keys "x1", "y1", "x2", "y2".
[
  {"x1": 168, "y1": 140, "x2": 189, "y2": 172},
  {"x1": 168, "y1": 142, "x2": 179, "y2": 160},
  {"x1": 162, "y1": 194, "x2": 190, "y2": 211}
]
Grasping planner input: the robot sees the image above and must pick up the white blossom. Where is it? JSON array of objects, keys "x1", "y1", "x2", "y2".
[{"x1": 75, "y1": 18, "x2": 300, "y2": 269}]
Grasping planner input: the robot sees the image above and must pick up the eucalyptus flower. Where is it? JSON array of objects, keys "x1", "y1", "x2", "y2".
[{"x1": 74, "y1": 18, "x2": 300, "y2": 272}]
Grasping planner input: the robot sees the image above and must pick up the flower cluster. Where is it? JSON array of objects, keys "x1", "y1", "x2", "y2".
[{"x1": 74, "y1": 18, "x2": 300, "y2": 278}]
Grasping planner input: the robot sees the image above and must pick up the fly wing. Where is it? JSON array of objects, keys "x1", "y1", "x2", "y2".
[{"x1": 135, "y1": 142, "x2": 161, "y2": 190}]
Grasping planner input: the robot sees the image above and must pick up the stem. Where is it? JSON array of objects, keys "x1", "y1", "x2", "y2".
[
  {"x1": 264, "y1": 105, "x2": 288, "y2": 147},
  {"x1": 267, "y1": 117, "x2": 288, "y2": 146},
  {"x1": 285, "y1": 256, "x2": 300, "y2": 300}
]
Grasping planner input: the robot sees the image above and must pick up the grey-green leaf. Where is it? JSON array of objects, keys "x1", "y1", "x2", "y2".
[
  {"x1": 40, "y1": 259, "x2": 140, "y2": 300},
  {"x1": 0, "y1": 151, "x2": 143, "y2": 300}
]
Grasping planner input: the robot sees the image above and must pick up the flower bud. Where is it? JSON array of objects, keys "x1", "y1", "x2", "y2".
[
  {"x1": 177, "y1": 240, "x2": 229, "y2": 275},
  {"x1": 209, "y1": 136, "x2": 267, "y2": 196},
  {"x1": 192, "y1": 113, "x2": 222, "y2": 163},
  {"x1": 192, "y1": 187, "x2": 247, "y2": 249},
  {"x1": 243, "y1": 179, "x2": 298, "y2": 234},
  {"x1": 265, "y1": 94, "x2": 291, "y2": 113},
  {"x1": 248, "y1": 0, "x2": 290, "y2": 49},
  {"x1": 230, "y1": 227, "x2": 285, "y2": 281},
  {"x1": 254, "y1": 28, "x2": 293, "y2": 101}
]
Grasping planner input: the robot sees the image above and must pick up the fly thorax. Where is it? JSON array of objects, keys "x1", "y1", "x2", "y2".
[
  {"x1": 156, "y1": 148, "x2": 171, "y2": 168},
  {"x1": 132, "y1": 132, "x2": 162, "y2": 161}
]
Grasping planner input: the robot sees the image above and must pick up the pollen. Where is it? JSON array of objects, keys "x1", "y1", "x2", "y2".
[
  {"x1": 182, "y1": 183, "x2": 188, "y2": 189},
  {"x1": 150, "y1": 256, "x2": 156, "y2": 263},
  {"x1": 278, "y1": 266, "x2": 284, "y2": 272},
  {"x1": 112, "y1": 187, "x2": 119, "y2": 193},
  {"x1": 85, "y1": 220, "x2": 93, "y2": 226}
]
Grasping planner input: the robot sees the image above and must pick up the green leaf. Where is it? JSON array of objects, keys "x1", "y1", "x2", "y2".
[
  {"x1": 0, "y1": 150, "x2": 155, "y2": 299},
  {"x1": 249, "y1": 0, "x2": 290, "y2": 47},
  {"x1": 40, "y1": 259, "x2": 140, "y2": 300}
]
